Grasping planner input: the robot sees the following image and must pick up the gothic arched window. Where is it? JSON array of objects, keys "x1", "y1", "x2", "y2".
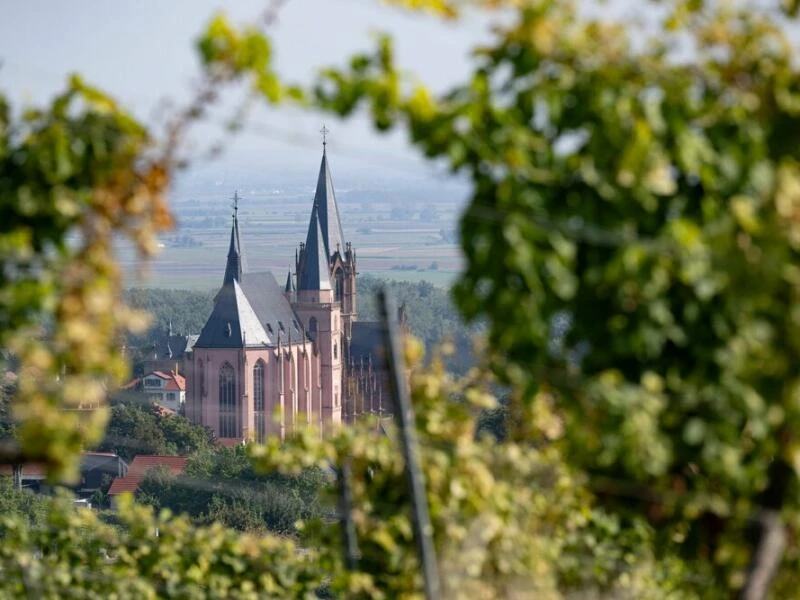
[
  {"x1": 309, "y1": 317, "x2": 318, "y2": 342},
  {"x1": 334, "y1": 268, "x2": 344, "y2": 302},
  {"x1": 219, "y1": 362, "x2": 237, "y2": 438},
  {"x1": 198, "y1": 359, "x2": 205, "y2": 397},
  {"x1": 253, "y1": 360, "x2": 266, "y2": 443}
]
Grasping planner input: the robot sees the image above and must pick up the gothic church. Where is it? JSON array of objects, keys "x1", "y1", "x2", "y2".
[{"x1": 185, "y1": 144, "x2": 381, "y2": 442}]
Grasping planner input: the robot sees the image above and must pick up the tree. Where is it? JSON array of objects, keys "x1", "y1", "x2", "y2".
[
  {"x1": 249, "y1": 345, "x2": 693, "y2": 598},
  {"x1": 0, "y1": 77, "x2": 174, "y2": 479},
  {"x1": 0, "y1": 477, "x2": 48, "y2": 532},
  {"x1": 136, "y1": 445, "x2": 328, "y2": 535},
  {"x1": 296, "y1": 0, "x2": 800, "y2": 591},
  {"x1": 357, "y1": 275, "x2": 479, "y2": 374},
  {"x1": 124, "y1": 288, "x2": 214, "y2": 348},
  {"x1": 0, "y1": 494, "x2": 324, "y2": 598},
  {"x1": 0, "y1": 5, "x2": 294, "y2": 481},
  {"x1": 98, "y1": 396, "x2": 214, "y2": 462},
  {"x1": 5, "y1": 0, "x2": 800, "y2": 597}
]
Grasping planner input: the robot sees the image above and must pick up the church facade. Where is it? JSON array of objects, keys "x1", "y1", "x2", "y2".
[{"x1": 184, "y1": 145, "x2": 380, "y2": 443}]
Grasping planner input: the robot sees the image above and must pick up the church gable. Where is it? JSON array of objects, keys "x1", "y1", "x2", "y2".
[{"x1": 194, "y1": 280, "x2": 271, "y2": 348}]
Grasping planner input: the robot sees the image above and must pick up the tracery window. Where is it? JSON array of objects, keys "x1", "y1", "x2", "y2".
[
  {"x1": 253, "y1": 360, "x2": 266, "y2": 443},
  {"x1": 334, "y1": 269, "x2": 344, "y2": 302},
  {"x1": 198, "y1": 359, "x2": 205, "y2": 396},
  {"x1": 219, "y1": 362, "x2": 237, "y2": 438},
  {"x1": 309, "y1": 317, "x2": 318, "y2": 342}
]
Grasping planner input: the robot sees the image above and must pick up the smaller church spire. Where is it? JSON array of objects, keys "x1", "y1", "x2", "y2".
[
  {"x1": 223, "y1": 190, "x2": 246, "y2": 285},
  {"x1": 285, "y1": 271, "x2": 295, "y2": 293}
]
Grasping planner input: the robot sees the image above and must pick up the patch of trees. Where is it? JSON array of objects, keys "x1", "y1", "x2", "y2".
[
  {"x1": 0, "y1": 477, "x2": 49, "y2": 532},
  {"x1": 124, "y1": 288, "x2": 214, "y2": 348},
  {"x1": 358, "y1": 275, "x2": 479, "y2": 374},
  {"x1": 136, "y1": 445, "x2": 328, "y2": 535},
  {"x1": 96, "y1": 394, "x2": 215, "y2": 463}
]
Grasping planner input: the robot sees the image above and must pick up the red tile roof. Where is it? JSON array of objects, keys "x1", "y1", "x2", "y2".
[
  {"x1": 165, "y1": 375, "x2": 185, "y2": 391},
  {"x1": 121, "y1": 370, "x2": 186, "y2": 393},
  {"x1": 0, "y1": 463, "x2": 47, "y2": 478},
  {"x1": 107, "y1": 455, "x2": 188, "y2": 496},
  {"x1": 0, "y1": 452, "x2": 126, "y2": 480}
]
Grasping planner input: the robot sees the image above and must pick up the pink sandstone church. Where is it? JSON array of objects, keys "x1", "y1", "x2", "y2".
[{"x1": 184, "y1": 144, "x2": 387, "y2": 443}]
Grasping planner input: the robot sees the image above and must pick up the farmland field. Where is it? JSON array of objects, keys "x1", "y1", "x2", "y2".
[{"x1": 121, "y1": 169, "x2": 466, "y2": 290}]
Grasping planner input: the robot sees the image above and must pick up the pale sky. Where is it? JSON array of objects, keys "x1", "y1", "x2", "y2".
[{"x1": 1, "y1": 0, "x2": 499, "y2": 186}]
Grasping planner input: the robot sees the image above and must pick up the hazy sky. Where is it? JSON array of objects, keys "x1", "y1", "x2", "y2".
[{"x1": 1, "y1": 0, "x2": 498, "y2": 187}]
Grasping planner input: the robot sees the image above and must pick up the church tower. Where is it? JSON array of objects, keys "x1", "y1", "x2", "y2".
[
  {"x1": 293, "y1": 136, "x2": 354, "y2": 429},
  {"x1": 186, "y1": 133, "x2": 375, "y2": 443}
]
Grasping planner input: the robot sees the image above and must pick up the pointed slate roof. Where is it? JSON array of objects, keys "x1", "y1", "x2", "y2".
[
  {"x1": 298, "y1": 205, "x2": 332, "y2": 291},
  {"x1": 312, "y1": 148, "x2": 346, "y2": 258},
  {"x1": 285, "y1": 271, "x2": 295, "y2": 293},
  {"x1": 223, "y1": 195, "x2": 247, "y2": 285},
  {"x1": 195, "y1": 280, "x2": 272, "y2": 348}
]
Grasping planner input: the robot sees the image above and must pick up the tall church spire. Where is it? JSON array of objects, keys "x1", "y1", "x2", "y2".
[
  {"x1": 311, "y1": 129, "x2": 345, "y2": 258},
  {"x1": 223, "y1": 191, "x2": 246, "y2": 285}
]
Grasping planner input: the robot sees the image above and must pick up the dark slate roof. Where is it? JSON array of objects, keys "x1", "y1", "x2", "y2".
[
  {"x1": 195, "y1": 272, "x2": 302, "y2": 349},
  {"x1": 350, "y1": 321, "x2": 385, "y2": 366},
  {"x1": 298, "y1": 205, "x2": 332, "y2": 291},
  {"x1": 238, "y1": 272, "x2": 303, "y2": 339},
  {"x1": 195, "y1": 280, "x2": 272, "y2": 348},
  {"x1": 152, "y1": 334, "x2": 196, "y2": 360},
  {"x1": 313, "y1": 149, "x2": 346, "y2": 258},
  {"x1": 79, "y1": 452, "x2": 129, "y2": 491},
  {"x1": 285, "y1": 271, "x2": 295, "y2": 292}
]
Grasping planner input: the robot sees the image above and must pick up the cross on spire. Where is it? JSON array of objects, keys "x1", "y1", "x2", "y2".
[
  {"x1": 232, "y1": 190, "x2": 240, "y2": 219},
  {"x1": 320, "y1": 124, "x2": 329, "y2": 148}
]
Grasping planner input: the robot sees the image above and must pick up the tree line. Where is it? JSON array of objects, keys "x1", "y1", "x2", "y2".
[{"x1": 126, "y1": 276, "x2": 478, "y2": 374}]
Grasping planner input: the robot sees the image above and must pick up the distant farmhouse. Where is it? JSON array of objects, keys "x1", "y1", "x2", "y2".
[{"x1": 183, "y1": 143, "x2": 390, "y2": 443}]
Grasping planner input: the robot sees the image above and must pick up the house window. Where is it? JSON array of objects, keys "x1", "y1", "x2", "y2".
[
  {"x1": 219, "y1": 363, "x2": 237, "y2": 438},
  {"x1": 253, "y1": 360, "x2": 266, "y2": 443},
  {"x1": 144, "y1": 377, "x2": 162, "y2": 388},
  {"x1": 167, "y1": 393, "x2": 176, "y2": 403}
]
